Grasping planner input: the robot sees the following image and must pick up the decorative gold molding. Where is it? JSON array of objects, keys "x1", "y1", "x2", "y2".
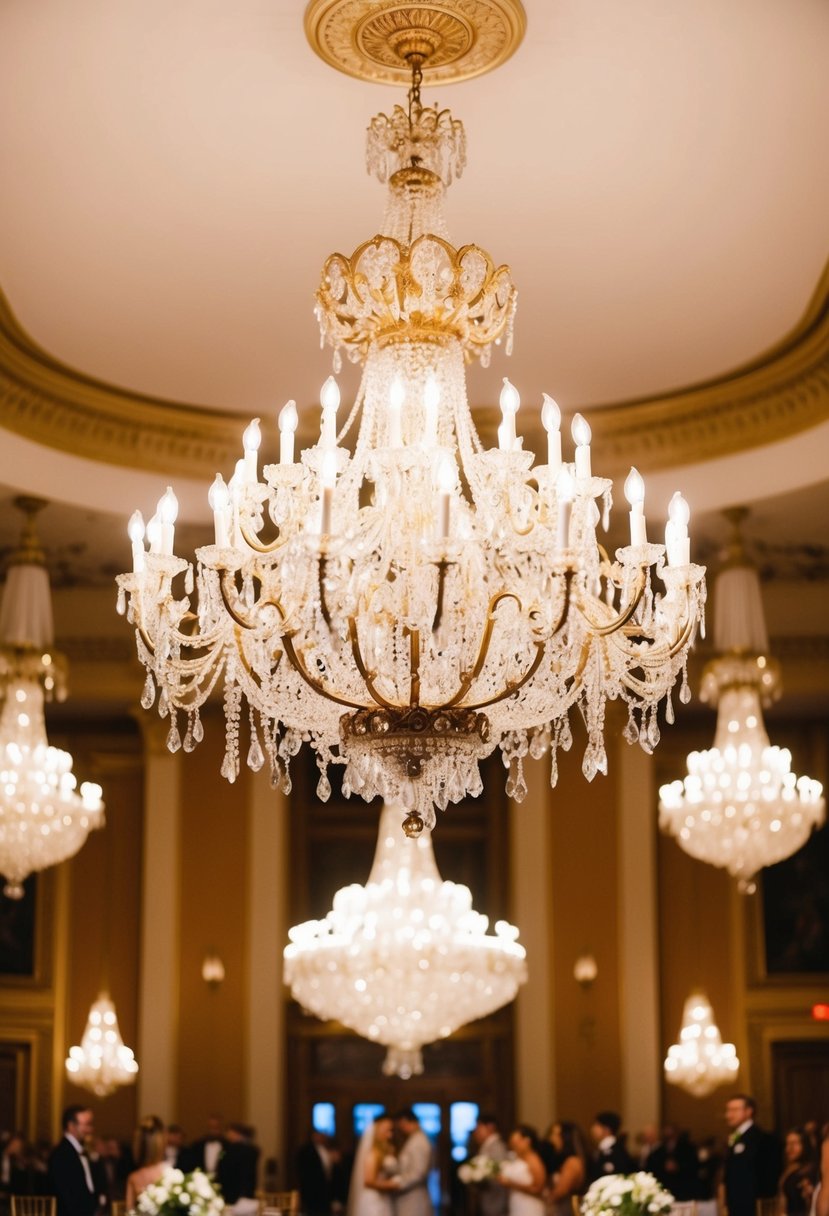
[
  {"x1": 0, "y1": 260, "x2": 828, "y2": 480},
  {"x1": 304, "y1": 0, "x2": 527, "y2": 86}
]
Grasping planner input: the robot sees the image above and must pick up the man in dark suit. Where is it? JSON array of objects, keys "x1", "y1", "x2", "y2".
[
  {"x1": 48, "y1": 1106, "x2": 103, "y2": 1216},
  {"x1": 723, "y1": 1094, "x2": 779, "y2": 1216},
  {"x1": 181, "y1": 1116, "x2": 226, "y2": 1176},
  {"x1": 588, "y1": 1112, "x2": 635, "y2": 1180},
  {"x1": 296, "y1": 1130, "x2": 336, "y2": 1216},
  {"x1": 217, "y1": 1125, "x2": 259, "y2": 1205}
]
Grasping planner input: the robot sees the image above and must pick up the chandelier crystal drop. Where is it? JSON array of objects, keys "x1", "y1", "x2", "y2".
[
  {"x1": 659, "y1": 517, "x2": 824, "y2": 892},
  {"x1": 0, "y1": 499, "x2": 104, "y2": 898},
  {"x1": 664, "y1": 991, "x2": 739, "y2": 1097},
  {"x1": 65, "y1": 993, "x2": 139, "y2": 1096},
  {"x1": 116, "y1": 53, "x2": 706, "y2": 834},
  {"x1": 283, "y1": 802, "x2": 527, "y2": 1078}
]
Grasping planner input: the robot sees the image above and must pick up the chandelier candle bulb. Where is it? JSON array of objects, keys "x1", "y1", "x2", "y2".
[
  {"x1": 557, "y1": 467, "x2": 575, "y2": 550},
  {"x1": 145, "y1": 513, "x2": 161, "y2": 555},
  {"x1": 127, "y1": 511, "x2": 145, "y2": 574},
  {"x1": 157, "y1": 488, "x2": 178, "y2": 556},
  {"x1": 320, "y1": 376, "x2": 340, "y2": 449},
  {"x1": 320, "y1": 450, "x2": 337, "y2": 535},
  {"x1": 499, "y1": 378, "x2": 520, "y2": 451},
  {"x1": 541, "y1": 394, "x2": 561, "y2": 476},
  {"x1": 666, "y1": 492, "x2": 691, "y2": 565},
  {"x1": 436, "y1": 455, "x2": 455, "y2": 539},
  {"x1": 624, "y1": 467, "x2": 647, "y2": 546},
  {"x1": 572, "y1": 414, "x2": 592, "y2": 479},
  {"x1": 389, "y1": 377, "x2": 405, "y2": 447},
  {"x1": 243, "y1": 418, "x2": 262, "y2": 482},
  {"x1": 278, "y1": 400, "x2": 299, "y2": 464},
  {"x1": 423, "y1": 376, "x2": 440, "y2": 445},
  {"x1": 208, "y1": 474, "x2": 231, "y2": 547}
]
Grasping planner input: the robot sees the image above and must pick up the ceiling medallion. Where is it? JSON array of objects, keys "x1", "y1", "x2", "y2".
[{"x1": 304, "y1": 0, "x2": 527, "y2": 85}]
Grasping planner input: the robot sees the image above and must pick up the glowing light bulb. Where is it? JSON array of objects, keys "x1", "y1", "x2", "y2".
[
  {"x1": 624, "y1": 467, "x2": 647, "y2": 545},
  {"x1": 279, "y1": 400, "x2": 299, "y2": 464},
  {"x1": 571, "y1": 414, "x2": 592, "y2": 479}
]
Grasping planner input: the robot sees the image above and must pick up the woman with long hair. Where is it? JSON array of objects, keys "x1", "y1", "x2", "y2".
[
  {"x1": 545, "y1": 1122, "x2": 587, "y2": 1216},
  {"x1": 778, "y1": 1128, "x2": 817, "y2": 1216},
  {"x1": 499, "y1": 1125, "x2": 547, "y2": 1216},
  {"x1": 347, "y1": 1116, "x2": 400, "y2": 1216},
  {"x1": 125, "y1": 1116, "x2": 167, "y2": 1210}
]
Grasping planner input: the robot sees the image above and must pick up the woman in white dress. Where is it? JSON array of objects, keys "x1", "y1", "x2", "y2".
[
  {"x1": 348, "y1": 1116, "x2": 400, "y2": 1216},
  {"x1": 499, "y1": 1125, "x2": 548, "y2": 1216}
]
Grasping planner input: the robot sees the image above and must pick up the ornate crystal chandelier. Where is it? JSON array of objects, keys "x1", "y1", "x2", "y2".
[
  {"x1": 664, "y1": 991, "x2": 739, "y2": 1097},
  {"x1": 284, "y1": 801, "x2": 526, "y2": 1078},
  {"x1": 117, "y1": 10, "x2": 706, "y2": 835},
  {"x1": 659, "y1": 511, "x2": 824, "y2": 893},
  {"x1": 65, "y1": 992, "x2": 139, "y2": 1096},
  {"x1": 0, "y1": 498, "x2": 104, "y2": 898}
]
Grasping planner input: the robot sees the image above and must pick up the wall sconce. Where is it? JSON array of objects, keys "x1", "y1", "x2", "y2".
[
  {"x1": 574, "y1": 953, "x2": 598, "y2": 988},
  {"x1": 202, "y1": 953, "x2": 225, "y2": 988}
]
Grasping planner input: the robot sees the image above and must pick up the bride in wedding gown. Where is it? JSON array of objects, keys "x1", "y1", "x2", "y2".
[
  {"x1": 347, "y1": 1116, "x2": 401, "y2": 1216},
  {"x1": 498, "y1": 1125, "x2": 548, "y2": 1216}
]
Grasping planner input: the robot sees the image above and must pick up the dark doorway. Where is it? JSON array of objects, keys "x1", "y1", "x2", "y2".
[{"x1": 771, "y1": 1039, "x2": 829, "y2": 1133}]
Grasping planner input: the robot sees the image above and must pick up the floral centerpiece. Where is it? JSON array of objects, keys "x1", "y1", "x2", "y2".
[
  {"x1": 459, "y1": 1155, "x2": 502, "y2": 1184},
  {"x1": 137, "y1": 1167, "x2": 225, "y2": 1216},
  {"x1": 582, "y1": 1172, "x2": 675, "y2": 1216}
]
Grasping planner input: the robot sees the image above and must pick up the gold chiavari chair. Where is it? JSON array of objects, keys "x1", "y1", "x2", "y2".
[
  {"x1": 257, "y1": 1191, "x2": 299, "y2": 1216},
  {"x1": 570, "y1": 1196, "x2": 583, "y2": 1216},
  {"x1": 112, "y1": 1201, "x2": 127, "y2": 1216},
  {"x1": 11, "y1": 1198, "x2": 57, "y2": 1216},
  {"x1": 755, "y1": 1201, "x2": 780, "y2": 1216},
  {"x1": 670, "y1": 1202, "x2": 698, "y2": 1216}
]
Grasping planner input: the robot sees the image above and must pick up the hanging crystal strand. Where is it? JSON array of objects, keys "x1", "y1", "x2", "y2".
[
  {"x1": 247, "y1": 707, "x2": 265, "y2": 771},
  {"x1": 623, "y1": 703, "x2": 639, "y2": 745},
  {"x1": 221, "y1": 676, "x2": 242, "y2": 783},
  {"x1": 140, "y1": 672, "x2": 156, "y2": 710},
  {"x1": 679, "y1": 660, "x2": 692, "y2": 704},
  {"x1": 183, "y1": 713, "x2": 195, "y2": 753},
  {"x1": 166, "y1": 709, "x2": 182, "y2": 754}
]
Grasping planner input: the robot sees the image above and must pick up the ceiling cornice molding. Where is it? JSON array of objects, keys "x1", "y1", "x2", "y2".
[{"x1": 0, "y1": 262, "x2": 828, "y2": 479}]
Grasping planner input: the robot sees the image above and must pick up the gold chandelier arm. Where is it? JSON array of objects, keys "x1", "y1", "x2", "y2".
[
  {"x1": 409, "y1": 628, "x2": 421, "y2": 707},
  {"x1": 280, "y1": 631, "x2": 369, "y2": 712},
  {"x1": 238, "y1": 518, "x2": 289, "y2": 555},
  {"x1": 346, "y1": 617, "x2": 398, "y2": 711},
  {"x1": 459, "y1": 637, "x2": 546, "y2": 712},
  {"x1": 319, "y1": 554, "x2": 333, "y2": 630},
  {"x1": 577, "y1": 566, "x2": 648, "y2": 636},
  {"x1": 219, "y1": 569, "x2": 261, "y2": 630},
  {"x1": 443, "y1": 591, "x2": 522, "y2": 709}
]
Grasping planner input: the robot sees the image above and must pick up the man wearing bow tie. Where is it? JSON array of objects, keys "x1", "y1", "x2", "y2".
[
  {"x1": 48, "y1": 1106, "x2": 103, "y2": 1216},
  {"x1": 723, "y1": 1094, "x2": 779, "y2": 1216}
]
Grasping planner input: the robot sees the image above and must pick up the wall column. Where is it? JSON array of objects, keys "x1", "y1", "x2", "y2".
[
  {"x1": 245, "y1": 774, "x2": 289, "y2": 1175},
  {"x1": 136, "y1": 717, "x2": 181, "y2": 1119},
  {"x1": 510, "y1": 756, "x2": 555, "y2": 1126},
  {"x1": 617, "y1": 742, "x2": 661, "y2": 1130}
]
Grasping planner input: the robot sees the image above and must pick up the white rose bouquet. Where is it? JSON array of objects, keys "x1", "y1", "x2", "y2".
[
  {"x1": 459, "y1": 1155, "x2": 502, "y2": 1184},
  {"x1": 137, "y1": 1166, "x2": 225, "y2": 1216},
  {"x1": 582, "y1": 1172, "x2": 674, "y2": 1216}
]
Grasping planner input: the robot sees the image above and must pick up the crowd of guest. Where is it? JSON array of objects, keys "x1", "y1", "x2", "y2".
[
  {"x1": 2, "y1": 1094, "x2": 828, "y2": 1216},
  {"x1": 456, "y1": 1097, "x2": 829, "y2": 1216},
  {"x1": 0, "y1": 1107, "x2": 267, "y2": 1216}
]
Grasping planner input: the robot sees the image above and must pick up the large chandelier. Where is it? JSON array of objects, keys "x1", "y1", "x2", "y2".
[
  {"x1": 663, "y1": 991, "x2": 739, "y2": 1097},
  {"x1": 283, "y1": 801, "x2": 526, "y2": 1079},
  {"x1": 65, "y1": 992, "x2": 139, "y2": 1096},
  {"x1": 0, "y1": 498, "x2": 104, "y2": 899},
  {"x1": 659, "y1": 512, "x2": 824, "y2": 893},
  {"x1": 117, "y1": 11, "x2": 705, "y2": 835}
]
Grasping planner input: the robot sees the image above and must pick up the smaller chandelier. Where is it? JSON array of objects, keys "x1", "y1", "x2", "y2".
[
  {"x1": 65, "y1": 992, "x2": 138, "y2": 1096},
  {"x1": 284, "y1": 802, "x2": 526, "y2": 1079},
  {"x1": 0, "y1": 498, "x2": 104, "y2": 898},
  {"x1": 664, "y1": 991, "x2": 739, "y2": 1097},
  {"x1": 659, "y1": 513, "x2": 824, "y2": 892}
]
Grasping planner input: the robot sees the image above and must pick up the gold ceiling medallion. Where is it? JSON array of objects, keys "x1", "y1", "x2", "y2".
[{"x1": 304, "y1": 0, "x2": 527, "y2": 85}]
